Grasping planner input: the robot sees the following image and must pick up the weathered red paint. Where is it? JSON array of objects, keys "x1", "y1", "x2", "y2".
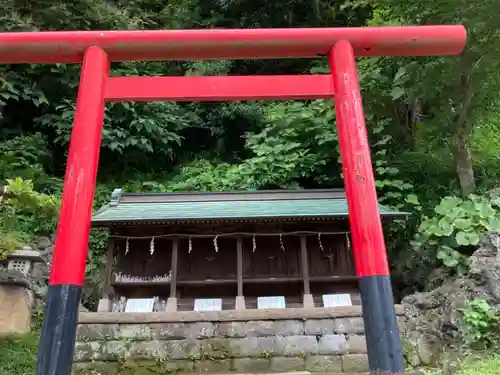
[
  {"x1": 105, "y1": 75, "x2": 334, "y2": 102},
  {"x1": 330, "y1": 40, "x2": 389, "y2": 277},
  {"x1": 49, "y1": 46, "x2": 109, "y2": 286},
  {"x1": 0, "y1": 25, "x2": 466, "y2": 64}
]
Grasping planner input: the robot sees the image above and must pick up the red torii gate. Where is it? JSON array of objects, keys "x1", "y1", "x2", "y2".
[{"x1": 0, "y1": 26, "x2": 466, "y2": 375}]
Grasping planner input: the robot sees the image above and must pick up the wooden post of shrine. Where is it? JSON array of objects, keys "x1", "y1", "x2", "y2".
[
  {"x1": 166, "y1": 238, "x2": 179, "y2": 312},
  {"x1": 97, "y1": 238, "x2": 115, "y2": 312},
  {"x1": 235, "y1": 237, "x2": 245, "y2": 310},
  {"x1": 300, "y1": 235, "x2": 314, "y2": 307}
]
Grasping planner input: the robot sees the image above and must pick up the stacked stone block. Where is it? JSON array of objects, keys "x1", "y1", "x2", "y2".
[{"x1": 74, "y1": 307, "x2": 404, "y2": 374}]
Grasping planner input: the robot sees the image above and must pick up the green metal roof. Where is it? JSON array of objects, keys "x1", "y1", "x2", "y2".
[{"x1": 91, "y1": 189, "x2": 408, "y2": 226}]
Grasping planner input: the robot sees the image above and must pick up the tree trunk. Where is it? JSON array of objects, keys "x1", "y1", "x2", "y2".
[
  {"x1": 451, "y1": 54, "x2": 476, "y2": 197},
  {"x1": 451, "y1": 131, "x2": 476, "y2": 196}
]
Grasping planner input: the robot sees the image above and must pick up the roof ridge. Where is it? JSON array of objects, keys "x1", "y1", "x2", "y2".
[
  {"x1": 110, "y1": 188, "x2": 347, "y2": 205},
  {"x1": 120, "y1": 188, "x2": 345, "y2": 196}
]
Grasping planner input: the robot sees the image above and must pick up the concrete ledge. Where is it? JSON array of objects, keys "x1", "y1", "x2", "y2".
[{"x1": 79, "y1": 304, "x2": 404, "y2": 324}]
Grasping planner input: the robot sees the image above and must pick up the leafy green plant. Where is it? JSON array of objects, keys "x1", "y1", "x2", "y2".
[
  {"x1": 83, "y1": 228, "x2": 109, "y2": 309},
  {"x1": 0, "y1": 134, "x2": 59, "y2": 191},
  {"x1": 0, "y1": 229, "x2": 23, "y2": 259},
  {"x1": 38, "y1": 100, "x2": 193, "y2": 157},
  {"x1": 0, "y1": 177, "x2": 60, "y2": 258},
  {"x1": 415, "y1": 195, "x2": 500, "y2": 272},
  {"x1": 371, "y1": 118, "x2": 422, "y2": 212},
  {"x1": 460, "y1": 299, "x2": 500, "y2": 349}
]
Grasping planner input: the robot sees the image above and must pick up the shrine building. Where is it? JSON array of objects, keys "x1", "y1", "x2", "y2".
[{"x1": 91, "y1": 189, "x2": 406, "y2": 313}]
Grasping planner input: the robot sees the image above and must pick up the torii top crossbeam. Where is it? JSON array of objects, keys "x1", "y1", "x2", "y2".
[{"x1": 0, "y1": 25, "x2": 466, "y2": 63}]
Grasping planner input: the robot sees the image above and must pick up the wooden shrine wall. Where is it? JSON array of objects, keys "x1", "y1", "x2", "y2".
[
  {"x1": 177, "y1": 237, "x2": 237, "y2": 281},
  {"x1": 307, "y1": 235, "x2": 354, "y2": 277},
  {"x1": 242, "y1": 236, "x2": 301, "y2": 279},
  {"x1": 109, "y1": 221, "x2": 357, "y2": 310},
  {"x1": 114, "y1": 238, "x2": 172, "y2": 281},
  {"x1": 113, "y1": 234, "x2": 353, "y2": 282}
]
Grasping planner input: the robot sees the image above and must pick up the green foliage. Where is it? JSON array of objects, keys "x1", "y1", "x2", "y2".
[
  {"x1": 84, "y1": 228, "x2": 109, "y2": 309},
  {"x1": 457, "y1": 355, "x2": 500, "y2": 375},
  {"x1": 422, "y1": 355, "x2": 500, "y2": 375},
  {"x1": 0, "y1": 231, "x2": 22, "y2": 261},
  {"x1": 471, "y1": 109, "x2": 500, "y2": 186},
  {"x1": 415, "y1": 195, "x2": 500, "y2": 272},
  {"x1": 239, "y1": 100, "x2": 338, "y2": 189},
  {"x1": 460, "y1": 299, "x2": 500, "y2": 349},
  {"x1": 37, "y1": 100, "x2": 194, "y2": 158},
  {"x1": 0, "y1": 134, "x2": 55, "y2": 187},
  {"x1": 2, "y1": 178, "x2": 60, "y2": 218},
  {"x1": 0, "y1": 332, "x2": 39, "y2": 375},
  {"x1": 0, "y1": 178, "x2": 60, "y2": 258},
  {"x1": 370, "y1": 119, "x2": 421, "y2": 212},
  {"x1": 0, "y1": 65, "x2": 49, "y2": 121},
  {"x1": 79, "y1": 185, "x2": 115, "y2": 309},
  {"x1": 135, "y1": 100, "x2": 339, "y2": 192}
]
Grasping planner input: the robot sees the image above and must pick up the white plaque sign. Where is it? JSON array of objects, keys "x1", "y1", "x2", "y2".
[
  {"x1": 322, "y1": 293, "x2": 352, "y2": 307},
  {"x1": 257, "y1": 296, "x2": 286, "y2": 309},
  {"x1": 125, "y1": 298, "x2": 155, "y2": 313},
  {"x1": 194, "y1": 298, "x2": 222, "y2": 312}
]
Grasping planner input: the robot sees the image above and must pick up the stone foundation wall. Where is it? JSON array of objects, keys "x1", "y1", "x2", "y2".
[{"x1": 74, "y1": 306, "x2": 404, "y2": 374}]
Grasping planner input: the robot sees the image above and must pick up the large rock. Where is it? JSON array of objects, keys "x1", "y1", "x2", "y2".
[
  {"x1": 469, "y1": 231, "x2": 500, "y2": 300},
  {"x1": 401, "y1": 232, "x2": 500, "y2": 366}
]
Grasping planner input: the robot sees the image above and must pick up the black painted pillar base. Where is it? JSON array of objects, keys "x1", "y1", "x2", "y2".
[
  {"x1": 359, "y1": 275, "x2": 405, "y2": 373},
  {"x1": 35, "y1": 284, "x2": 83, "y2": 375}
]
